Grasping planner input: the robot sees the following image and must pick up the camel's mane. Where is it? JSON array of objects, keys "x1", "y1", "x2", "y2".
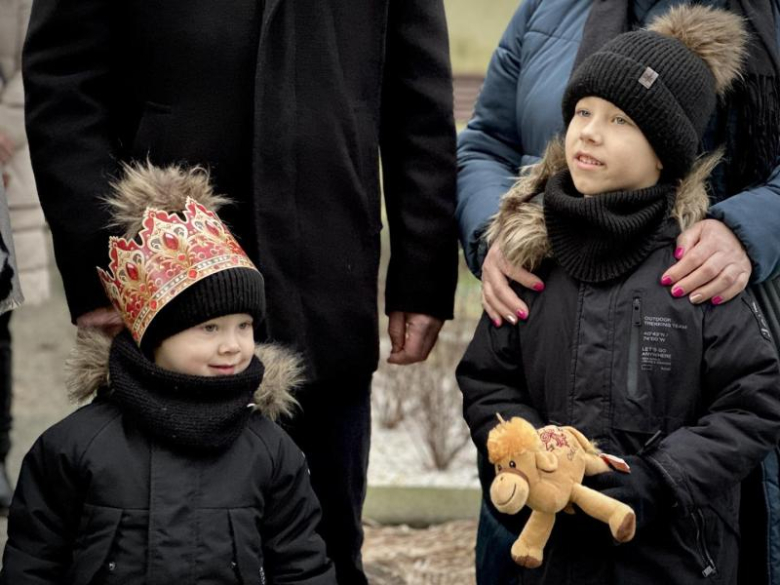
[{"x1": 487, "y1": 416, "x2": 541, "y2": 464}]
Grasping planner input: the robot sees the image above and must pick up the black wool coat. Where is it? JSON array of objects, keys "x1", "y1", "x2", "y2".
[
  {"x1": 0, "y1": 400, "x2": 335, "y2": 585},
  {"x1": 23, "y1": 0, "x2": 458, "y2": 382},
  {"x1": 457, "y1": 226, "x2": 780, "y2": 585}
]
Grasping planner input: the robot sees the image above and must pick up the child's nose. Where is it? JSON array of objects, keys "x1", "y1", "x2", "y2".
[
  {"x1": 580, "y1": 119, "x2": 601, "y2": 143},
  {"x1": 219, "y1": 333, "x2": 241, "y2": 353}
]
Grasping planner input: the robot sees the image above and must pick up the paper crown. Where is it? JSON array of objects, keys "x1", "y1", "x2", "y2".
[{"x1": 98, "y1": 197, "x2": 258, "y2": 344}]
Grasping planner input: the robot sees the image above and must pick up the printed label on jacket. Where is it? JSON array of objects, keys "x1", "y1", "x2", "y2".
[{"x1": 640, "y1": 316, "x2": 688, "y2": 372}]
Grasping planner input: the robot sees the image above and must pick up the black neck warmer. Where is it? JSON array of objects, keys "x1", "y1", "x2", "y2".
[
  {"x1": 543, "y1": 171, "x2": 676, "y2": 283},
  {"x1": 109, "y1": 331, "x2": 265, "y2": 454}
]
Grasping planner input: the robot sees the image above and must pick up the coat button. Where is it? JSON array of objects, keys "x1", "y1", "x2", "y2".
[
  {"x1": 108, "y1": 561, "x2": 116, "y2": 572},
  {"x1": 231, "y1": 561, "x2": 237, "y2": 570}
]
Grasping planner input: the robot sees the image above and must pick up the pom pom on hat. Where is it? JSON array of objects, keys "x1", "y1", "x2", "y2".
[{"x1": 647, "y1": 4, "x2": 747, "y2": 96}]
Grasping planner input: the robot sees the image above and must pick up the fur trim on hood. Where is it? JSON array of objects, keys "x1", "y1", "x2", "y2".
[
  {"x1": 65, "y1": 329, "x2": 303, "y2": 421},
  {"x1": 486, "y1": 138, "x2": 721, "y2": 271},
  {"x1": 106, "y1": 161, "x2": 232, "y2": 239}
]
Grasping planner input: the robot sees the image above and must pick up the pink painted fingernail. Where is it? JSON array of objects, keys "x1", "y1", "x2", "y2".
[
  {"x1": 493, "y1": 318, "x2": 502, "y2": 327},
  {"x1": 674, "y1": 247, "x2": 685, "y2": 260},
  {"x1": 672, "y1": 286, "x2": 685, "y2": 298},
  {"x1": 661, "y1": 275, "x2": 673, "y2": 286},
  {"x1": 517, "y1": 309, "x2": 528, "y2": 321},
  {"x1": 533, "y1": 282, "x2": 545, "y2": 292},
  {"x1": 712, "y1": 296, "x2": 723, "y2": 306}
]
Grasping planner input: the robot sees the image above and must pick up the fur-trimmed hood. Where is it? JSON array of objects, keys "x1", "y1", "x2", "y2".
[
  {"x1": 65, "y1": 329, "x2": 304, "y2": 421},
  {"x1": 486, "y1": 139, "x2": 721, "y2": 272}
]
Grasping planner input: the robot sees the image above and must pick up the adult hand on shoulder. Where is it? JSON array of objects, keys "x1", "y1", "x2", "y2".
[
  {"x1": 0, "y1": 133, "x2": 14, "y2": 164},
  {"x1": 660, "y1": 219, "x2": 751, "y2": 305},
  {"x1": 76, "y1": 306, "x2": 125, "y2": 337},
  {"x1": 482, "y1": 244, "x2": 544, "y2": 326},
  {"x1": 387, "y1": 312, "x2": 444, "y2": 365}
]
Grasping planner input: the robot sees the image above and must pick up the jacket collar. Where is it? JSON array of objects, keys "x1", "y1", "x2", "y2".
[
  {"x1": 485, "y1": 138, "x2": 719, "y2": 273},
  {"x1": 65, "y1": 328, "x2": 304, "y2": 422}
]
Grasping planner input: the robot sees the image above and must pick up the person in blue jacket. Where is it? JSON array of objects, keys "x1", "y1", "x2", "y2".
[{"x1": 457, "y1": 1, "x2": 780, "y2": 583}]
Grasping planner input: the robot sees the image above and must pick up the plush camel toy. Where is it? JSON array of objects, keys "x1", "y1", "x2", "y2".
[{"x1": 487, "y1": 416, "x2": 636, "y2": 568}]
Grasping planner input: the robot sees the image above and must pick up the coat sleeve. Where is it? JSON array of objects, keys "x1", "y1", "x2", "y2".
[
  {"x1": 22, "y1": 0, "x2": 122, "y2": 321},
  {"x1": 646, "y1": 294, "x2": 780, "y2": 516},
  {"x1": 708, "y1": 161, "x2": 780, "y2": 282},
  {"x1": 456, "y1": 311, "x2": 544, "y2": 454},
  {"x1": 379, "y1": 0, "x2": 458, "y2": 321},
  {"x1": 456, "y1": 0, "x2": 541, "y2": 276},
  {"x1": 0, "y1": 432, "x2": 83, "y2": 585},
  {"x1": 261, "y1": 428, "x2": 337, "y2": 585}
]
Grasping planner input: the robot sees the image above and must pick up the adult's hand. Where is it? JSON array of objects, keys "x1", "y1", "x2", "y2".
[
  {"x1": 660, "y1": 219, "x2": 751, "y2": 305},
  {"x1": 481, "y1": 244, "x2": 545, "y2": 326},
  {"x1": 75, "y1": 306, "x2": 124, "y2": 337},
  {"x1": 387, "y1": 312, "x2": 444, "y2": 365},
  {"x1": 0, "y1": 133, "x2": 14, "y2": 164}
]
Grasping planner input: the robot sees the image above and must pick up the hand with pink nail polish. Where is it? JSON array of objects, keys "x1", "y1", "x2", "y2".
[
  {"x1": 481, "y1": 244, "x2": 544, "y2": 327},
  {"x1": 661, "y1": 219, "x2": 751, "y2": 305}
]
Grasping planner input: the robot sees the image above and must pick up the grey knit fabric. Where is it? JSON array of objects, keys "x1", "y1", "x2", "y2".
[{"x1": 562, "y1": 30, "x2": 716, "y2": 181}]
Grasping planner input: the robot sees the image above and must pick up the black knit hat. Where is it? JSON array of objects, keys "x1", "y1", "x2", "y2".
[
  {"x1": 562, "y1": 5, "x2": 747, "y2": 182},
  {"x1": 140, "y1": 267, "x2": 265, "y2": 355}
]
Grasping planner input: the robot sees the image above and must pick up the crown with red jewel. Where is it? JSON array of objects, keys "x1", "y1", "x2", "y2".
[{"x1": 98, "y1": 197, "x2": 257, "y2": 344}]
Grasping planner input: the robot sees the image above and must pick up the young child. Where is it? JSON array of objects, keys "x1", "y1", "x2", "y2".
[
  {"x1": 0, "y1": 164, "x2": 337, "y2": 584},
  {"x1": 457, "y1": 6, "x2": 780, "y2": 585}
]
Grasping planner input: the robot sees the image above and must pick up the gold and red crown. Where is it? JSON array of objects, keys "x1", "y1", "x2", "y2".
[{"x1": 98, "y1": 197, "x2": 257, "y2": 344}]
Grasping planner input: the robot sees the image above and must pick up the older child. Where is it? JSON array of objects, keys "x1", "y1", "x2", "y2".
[
  {"x1": 457, "y1": 6, "x2": 780, "y2": 585},
  {"x1": 0, "y1": 164, "x2": 336, "y2": 584}
]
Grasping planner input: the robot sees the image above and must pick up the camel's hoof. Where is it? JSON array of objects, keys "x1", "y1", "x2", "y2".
[
  {"x1": 614, "y1": 510, "x2": 636, "y2": 543},
  {"x1": 512, "y1": 554, "x2": 543, "y2": 569},
  {"x1": 511, "y1": 542, "x2": 543, "y2": 568}
]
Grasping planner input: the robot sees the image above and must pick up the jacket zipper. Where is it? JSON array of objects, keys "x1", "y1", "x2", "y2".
[
  {"x1": 693, "y1": 509, "x2": 718, "y2": 577},
  {"x1": 626, "y1": 297, "x2": 642, "y2": 399}
]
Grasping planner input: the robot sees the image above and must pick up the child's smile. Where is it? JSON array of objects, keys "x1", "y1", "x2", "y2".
[{"x1": 572, "y1": 152, "x2": 604, "y2": 168}]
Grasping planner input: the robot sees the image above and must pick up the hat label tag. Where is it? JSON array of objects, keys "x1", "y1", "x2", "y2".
[{"x1": 638, "y1": 67, "x2": 659, "y2": 89}]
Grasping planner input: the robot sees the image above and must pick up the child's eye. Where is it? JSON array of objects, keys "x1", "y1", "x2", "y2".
[
  {"x1": 239, "y1": 321, "x2": 252, "y2": 330},
  {"x1": 613, "y1": 116, "x2": 628, "y2": 125},
  {"x1": 576, "y1": 108, "x2": 590, "y2": 118},
  {"x1": 202, "y1": 324, "x2": 218, "y2": 333}
]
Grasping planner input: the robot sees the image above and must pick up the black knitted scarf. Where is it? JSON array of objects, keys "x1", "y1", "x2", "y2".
[
  {"x1": 573, "y1": 0, "x2": 780, "y2": 194},
  {"x1": 544, "y1": 171, "x2": 676, "y2": 283},
  {"x1": 109, "y1": 331, "x2": 264, "y2": 453}
]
